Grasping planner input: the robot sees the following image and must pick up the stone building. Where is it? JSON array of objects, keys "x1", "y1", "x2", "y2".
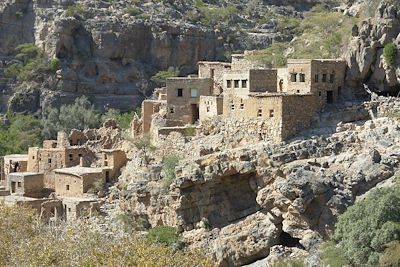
[
  {"x1": 3, "y1": 154, "x2": 28, "y2": 188},
  {"x1": 223, "y1": 69, "x2": 278, "y2": 96},
  {"x1": 199, "y1": 96, "x2": 224, "y2": 121},
  {"x1": 286, "y1": 59, "x2": 346, "y2": 107},
  {"x1": 8, "y1": 172, "x2": 44, "y2": 198},
  {"x1": 100, "y1": 149, "x2": 127, "y2": 182},
  {"x1": 27, "y1": 132, "x2": 89, "y2": 188},
  {"x1": 166, "y1": 77, "x2": 213, "y2": 126},
  {"x1": 198, "y1": 61, "x2": 231, "y2": 94},
  {"x1": 54, "y1": 166, "x2": 105, "y2": 197},
  {"x1": 136, "y1": 52, "x2": 347, "y2": 142}
]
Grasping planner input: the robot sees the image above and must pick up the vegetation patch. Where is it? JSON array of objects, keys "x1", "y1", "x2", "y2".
[
  {"x1": 383, "y1": 43, "x2": 398, "y2": 66},
  {"x1": 150, "y1": 67, "x2": 179, "y2": 87},
  {"x1": 0, "y1": 204, "x2": 214, "y2": 266},
  {"x1": 162, "y1": 154, "x2": 180, "y2": 187},
  {"x1": 324, "y1": 184, "x2": 400, "y2": 266},
  {"x1": 147, "y1": 226, "x2": 183, "y2": 248}
]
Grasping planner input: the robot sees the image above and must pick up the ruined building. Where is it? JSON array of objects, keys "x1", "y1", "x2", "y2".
[
  {"x1": 137, "y1": 52, "x2": 346, "y2": 142},
  {"x1": 0, "y1": 126, "x2": 127, "y2": 222}
]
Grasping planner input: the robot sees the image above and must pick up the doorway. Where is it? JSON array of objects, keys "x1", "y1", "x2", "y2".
[
  {"x1": 191, "y1": 104, "x2": 199, "y2": 124},
  {"x1": 327, "y1": 90, "x2": 334, "y2": 104},
  {"x1": 11, "y1": 182, "x2": 16, "y2": 193},
  {"x1": 105, "y1": 171, "x2": 110, "y2": 183}
]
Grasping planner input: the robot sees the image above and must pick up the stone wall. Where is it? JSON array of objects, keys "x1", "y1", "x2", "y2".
[
  {"x1": 200, "y1": 116, "x2": 282, "y2": 143},
  {"x1": 199, "y1": 95, "x2": 223, "y2": 121},
  {"x1": 142, "y1": 99, "x2": 165, "y2": 134},
  {"x1": 286, "y1": 59, "x2": 346, "y2": 107},
  {"x1": 8, "y1": 173, "x2": 44, "y2": 198},
  {"x1": 281, "y1": 94, "x2": 320, "y2": 140},
  {"x1": 198, "y1": 61, "x2": 231, "y2": 94},
  {"x1": 166, "y1": 77, "x2": 213, "y2": 125},
  {"x1": 231, "y1": 53, "x2": 270, "y2": 70}
]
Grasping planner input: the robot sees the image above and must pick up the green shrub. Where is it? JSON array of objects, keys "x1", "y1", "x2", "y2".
[
  {"x1": 147, "y1": 226, "x2": 182, "y2": 247},
  {"x1": 383, "y1": 43, "x2": 397, "y2": 66},
  {"x1": 66, "y1": 4, "x2": 84, "y2": 17},
  {"x1": 162, "y1": 154, "x2": 180, "y2": 187},
  {"x1": 49, "y1": 58, "x2": 60, "y2": 74},
  {"x1": 102, "y1": 109, "x2": 134, "y2": 129},
  {"x1": 150, "y1": 67, "x2": 179, "y2": 87},
  {"x1": 321, "y1": 241, "x2": 349, "y2": 267},
  {"x1": 125, "y1": 6, "x2": 142, "y2": 16},
  {"x1": 42, "y1": 96, "x2": 101, "y2": 139},
  {"x1": 0, "y1": 204, "x2": 215, "y2": 266},
  {"x1": 332, "y1": 186, "x2": 400, "y2": 266},
  {"x1": 0, "y1": 114, "x2": 42, "y2": 157}
]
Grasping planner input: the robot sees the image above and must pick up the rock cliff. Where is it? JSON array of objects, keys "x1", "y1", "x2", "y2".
[
  {"x1": 345, "y1": 2, "x2": 400, "y2": 94},
  {"x1": 0, "y1": 0, "x2": 297, "y2": 112},
  {"x1": 111, "y1": 96, "x2": 400, "y2": 266}
]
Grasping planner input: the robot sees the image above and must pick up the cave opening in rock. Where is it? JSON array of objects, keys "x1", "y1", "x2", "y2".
[{"x1": 278, "y1": 231, "x2": 304, "y2": 249}]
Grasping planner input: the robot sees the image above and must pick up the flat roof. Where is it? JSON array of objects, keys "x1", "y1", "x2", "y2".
[
  {"x1": 9, "y1": 172, "x2": 43, "y2": 177},
  {"x1": 166, "y1": 77, "x2": 210, "y2": 80},
  {"x1": 54, "y1": 166, "x2": 103, "y2": 176},
  {"x1": 287, "y1": 59, "x2": 345, "y2": 63},
  {"x1": 0, "y1": 195, "x2": 49, "y2": 202},
  {"x1": 249, "y1": 92, "x2": 314, "y2": 97},
  {"x1": 59, "y1": 196, "x2": 98, "y2": 202},
  {"x1": 198, "y1": 61, "x2": 231, "y2": 66},
  {"x1": 4, "y1": 154, "x2": 28, "y2": 160}
]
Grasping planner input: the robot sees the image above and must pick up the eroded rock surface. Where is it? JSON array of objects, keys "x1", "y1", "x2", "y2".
[{"x1": 112, "y1": 96, "x2": 400, "y2": 266}]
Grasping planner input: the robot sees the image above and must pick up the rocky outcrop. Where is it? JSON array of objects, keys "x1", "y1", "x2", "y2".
[
  {"x1": 0, "y1": 0, "x2": 297, "y2": 113},
  {"x1": 345, "y1": 3, "x2": 400, "y2": 94},
  {"x1": 112, "y1": 96, "x2": 400, "y2": 266}
]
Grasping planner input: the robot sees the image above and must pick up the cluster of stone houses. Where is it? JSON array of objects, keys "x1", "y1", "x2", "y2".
[
  {"x1": 138, "y1": 51, "x2": 346, "y2": 142},
  {"x1": 0, "y1": 130, "x2": 127, "y2": 221}
]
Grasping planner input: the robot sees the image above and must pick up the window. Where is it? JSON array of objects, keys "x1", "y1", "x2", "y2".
[
  {"x1": 78, "y1": 154, "x2": 82, "y2": 158},
  {"x1": 176, "y1": 88, "x2": 183, "y2": 97},
  {"x1": 257, "y1": 109, "x2": 263, "y2": 117},
  {"x1": 240, "y1": 103, "x2": 244, "y2": 110},
  {"x1": 322, "y1": 74, "x2": 327, "y2": 82},
  {"x1": 48, "y1": 158, "x2": 52, "y2": 164},
  {"x1": 330, "y1": 74, "x2": 335, "y2": 83},
  {"x1": 319, "y1": 91, "x2": 322, "y2": 96},
  {"x1": 69, "y1": 154, "x2": 73, "y2": 161},
  {"x1": 66, "y1": 185, "x2": 70, "y2": 191},
  {"x1": 169, "y1": 106, "x2": 175, "y2": 114},
  {"x1": 227, "y1": 80, "x2": 232, "y2": 88},
  {"x1": 297, "y1": 90, "x2": 300, "y2": 93},
  {"x1": 299, "y1": 73, "x2": 305, "y2": 82},
  {"x1": 190, "y1": 88, "x2": 198, "y2": 98},
  {"x1": 32, "y1": 156, "x2": 35, "y2": 159},
  {"x1": 314, "y1": 74, "x2": 319, "y2": 83},
  {"x1": 104, "y1": 161, "x2": 108, "y2": 167},
  {"x1": 242, "y1": 80, "x2": 247, "y2": 88},
  {"x1": 290, "y1": 73, "x2": 297, "y2": 82},
  {"x1": 269, "y1": 109, "x2": 274, "y2": 118},
  {"x1": 17, "y1": 182, "x2": 21, "y2": 188},
  {"x1": 231, "y1": 104, "x2": 235, "y2": 110},
  {"x1": 234, "y1": 80, "x2": 240, "y2": 88},
  {"x1": 206, "y1": 106, "x2": 210, "y2": 112}
]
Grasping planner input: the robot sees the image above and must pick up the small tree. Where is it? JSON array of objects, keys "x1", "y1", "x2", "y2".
[
  {"x1": 134, "y1": 134, "x2": 156, "y2": 165},
  {"x1": 150, "y1": 67, "x2": 178, "y2": 87},
  {"x1": 162, "y1": 154, "x2": 180, "y2": 187},
  {"x1": 383, "y1": 43, "x2": 398, "y2": 66}
]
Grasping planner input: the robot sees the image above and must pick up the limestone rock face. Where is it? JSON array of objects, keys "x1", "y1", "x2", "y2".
[
  {"x1": 0, "y1": 0, "x2": 294, "y2": 112},
  {"x1": 345, "y1": 3, "x2": 400, "y2": 94},
  {"x1": 113, "y1": 97, "x2": 400, "y2": 266}
]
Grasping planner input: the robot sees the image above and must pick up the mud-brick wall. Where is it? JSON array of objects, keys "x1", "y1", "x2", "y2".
[
  {"x1": 281, "y1": 94, "x2": 320, "y2": 140},
  {"x1": 200, "y1": 116, "x2": 283, "y2": 143}
]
